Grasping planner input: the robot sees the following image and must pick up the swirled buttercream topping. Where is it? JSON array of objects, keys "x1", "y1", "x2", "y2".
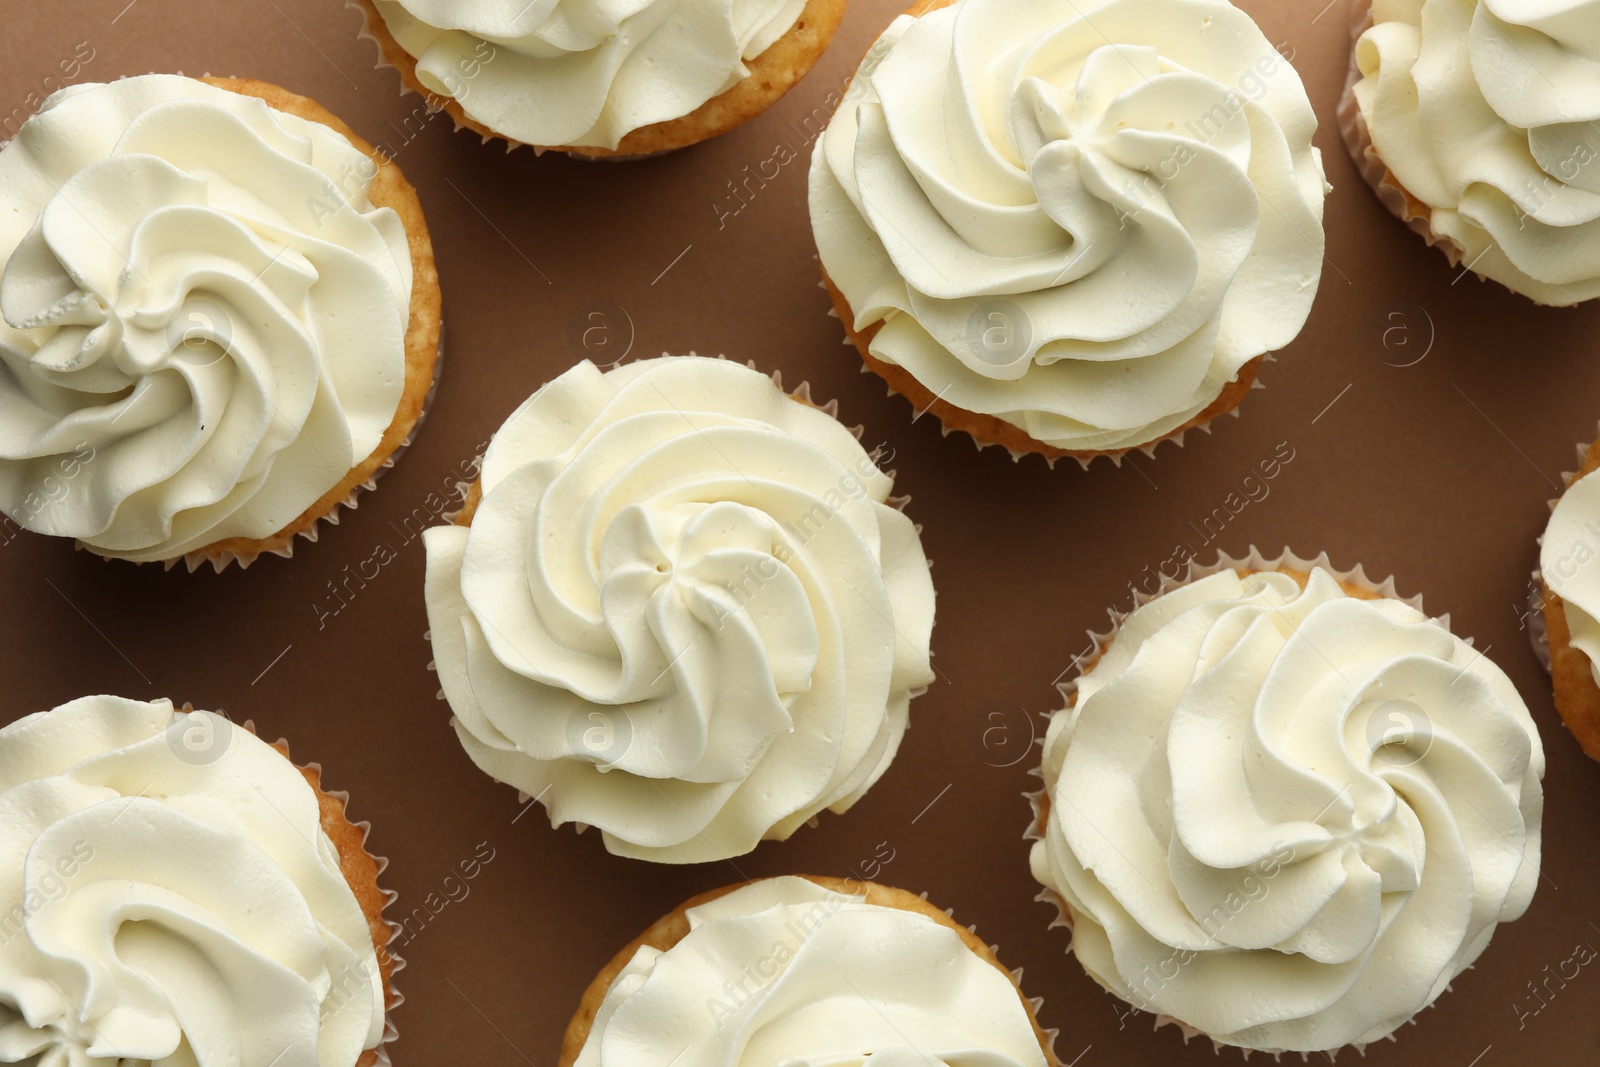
[
  {"x1": 809, "y1": 0, "x2": 1327, "y2": 451},
  {"x1": 0, "y1": 74, "x2": 412, "y2": 561},
  {"x1": 573, "y1": 877, "x2": 1047, "y2": 1067},
  {"x1": 0, "y1": 695, "x2": 384, "y2": 1067},
  {"x1": 1541, "y1": 465, "x2": 1600, "y2": 684},
  {"x1": 1353, "y1": 0, "x2": 1600, "y2": 305},
  {"x1": 370, "y1": 0, "x2": 807, "y2": 149},
  {"x1": 424, "y1": 357, "x2": 935, "y2": 863},
  {"x1": 1029, "y1": 568, "x2": 1544, "y2": 1051}
]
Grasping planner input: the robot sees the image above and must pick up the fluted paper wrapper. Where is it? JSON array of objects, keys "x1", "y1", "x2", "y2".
[{"x1": 244, "y1": 720, "x2": 406, "y2": 1067}]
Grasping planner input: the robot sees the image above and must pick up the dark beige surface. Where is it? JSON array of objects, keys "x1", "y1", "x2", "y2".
[{"x1": 2, "y1": 1, "x2": 1598, "y2": 1063}]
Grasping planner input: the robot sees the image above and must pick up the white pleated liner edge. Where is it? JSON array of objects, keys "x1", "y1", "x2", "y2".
[
  {"x1": 73, "y1": 331, "x2": 446, "y2": 574},
  {"x1": 240, "y1": 718, "x2": 405, "y2": 1067},
  {"x1": 815, "y1": 269, "x2": 1270, "y2": 472},
  {"x1": 1022, "y1": 546, "x2": 1452, "y2": 1061},
  {"x1": 426, "y1": 353, "x2": 934, "y2": 839},
  {"x1": 1527, "y1": 423, "x2": 1599, "y2": 672}
]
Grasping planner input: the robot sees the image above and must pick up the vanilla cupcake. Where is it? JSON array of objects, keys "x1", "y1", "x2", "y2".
[
  {"x1": 352, "y1": 0, "x2": 845, "y2": 157},
  {"x1": 1029, "y1": 553, "x2": 1544, "y2": 1054},
  {"x1": 1343, "y1": 0, "x2": 1600, "y2": 305},
  {"x1": 0, "y1": 695, "x2": 398, "y2": 1065},
  {"x1": 1539, "y1": 437, "x2": 1600, "y2": 762},
  {"x1": 423, "y1": 356, "x2": 935, "y2": 863},
  {"x1": 810, "y1": 0, "x2": 1327, "y2": 463},
  {"x1": 0, "y1": 74, "x2": 441, "y2": 570},
  {"x1": 561, "y1": 876, "x2": 1056, "y2": 1067}
]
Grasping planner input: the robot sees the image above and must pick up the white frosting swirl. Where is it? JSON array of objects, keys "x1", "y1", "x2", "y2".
[
  {"x1": 371, "y1": 0, "x2": 807, "y2": 149},
  {"x1": 1541, "y1": 465, "x2": 1600, "y2": 684},
  {"x1": 0, "y1": 695, "x2": 384, "y2": 1067},
  {"x1": 809, "y1": 0, "x2": 1327, "y2": 452},
  {"x1": 573, "y1": 877, "x2": 1047, "y2": 1067},
  {"x1": 0, "y1": 75, "x2": 412, "y2": 561},
  {"x1": 424, "y1": 357, "x2": 935, "y2": 863},
  {"x1": 1353, "y1": 0, "x2": 1600, "y2": 305},
  {"x1": 1029, "y1": 568, "x2": 1544, "y2": 1052}
]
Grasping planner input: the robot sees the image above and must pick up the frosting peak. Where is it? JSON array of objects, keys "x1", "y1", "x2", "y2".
[
  {"x1": 1030, "y1": 567, "x2": 1544, "y2": 1052},
  {"x1": 425, "y1": 357, "x2": 936, "y2": 863}
]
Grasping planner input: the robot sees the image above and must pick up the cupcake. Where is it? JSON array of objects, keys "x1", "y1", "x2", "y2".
[
  {"x1": 561, "y1": 875, "x2": 1056, "y2": 1067},
  {"x1": 0, "y1": 74, "x2": 442, "y2": 570},
  {"x1": 809, "y1": 0, "x2": 1328, "y2": 463},
  {"x1": 1539, "y1": 436, "x2": 1600, "y2": 762},
  {"x1": 1028, "y1": 551, "x2": 1545, "y2": 1054},
  {"x1": 0, "y1": 695, "x2": 398, "y2": 1065},
  {"x1": 351, "y1": 0, "x2": 845, "y2": 157},
  {"x1": 424, "y1": 356, "x2": 936, "y2": 863},
  {"x1": 1342, "y1": 0, "x2": 1600, "y2": 305}
]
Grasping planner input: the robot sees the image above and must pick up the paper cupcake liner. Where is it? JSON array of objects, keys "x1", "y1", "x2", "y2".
[
  {"x1": 425, "y1": 357, "x2": 933, "y2": 841},
  {"x1": 75, "y1": 328, "x2": 445, "y2": 575},
  {"x1": 238, "y1": 717, "x2": 405, "y2": 1067},
  {"x1": 1337, "y1": 1, "x2": 1477, "y2": 278},
  {"x1": 818, "y1": 271, "x2": 1268, "y2": 472},
  {"x1": 1528, "y1": 423, "x2": 1600, "y2": 671},
  {"x1": 1024, "y1": 547, "x2": 1438, "y2": 1059}
]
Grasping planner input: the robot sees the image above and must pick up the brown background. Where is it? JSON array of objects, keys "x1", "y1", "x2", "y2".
[{"x1": 2, "y1": 0, "x2": 1598, "y2": 1063}]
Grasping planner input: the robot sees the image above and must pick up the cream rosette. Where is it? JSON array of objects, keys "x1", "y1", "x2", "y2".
[
  {"x1": 424, "y1": 357, "x2": 936, "y2": 863},
  {"x1": 0, "y1": 75, "x2": 412, "y2": 562},
  {"x1": 0, "y1": 696, "x2": 387, "y2": 1067},
  {"x1": 810, "y1": 0, "x2": 1327, "y2": 452},
  {"x1": 1351, "y1": 0, "x2": 1600, "y2": 305},
  {"x1": 1030, "y1": 566, "x2": 1544, "y2": 1052}
]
